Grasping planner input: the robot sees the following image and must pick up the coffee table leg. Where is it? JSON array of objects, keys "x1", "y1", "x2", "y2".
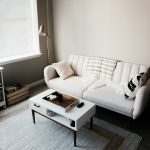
[
  {"x1": 90, "y1": 117, "x2": 93, "y2": 130},
  {"x1": 74, "y1": 131, "x2": 76, "y2": 147},
  {"x1": 32, "y1": 109, "x2": 35, "y2": 124}
]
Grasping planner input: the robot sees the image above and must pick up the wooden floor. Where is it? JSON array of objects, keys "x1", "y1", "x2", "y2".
[{"x1": 0, "y1": 83, "x2": 150, "y2": 150}]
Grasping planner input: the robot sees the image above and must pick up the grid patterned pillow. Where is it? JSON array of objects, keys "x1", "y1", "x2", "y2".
[
  {"x1": 100, "y1": 59, "x2": 117, "y2": 81},
  {"x1": 85, "y1": 57, "x2": 102, "y2": 78}
]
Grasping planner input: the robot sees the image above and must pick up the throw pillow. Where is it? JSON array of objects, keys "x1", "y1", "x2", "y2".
[
  {"x1": 100, "y1": 58, "x2": 117, "y2": 81},
  {"x1": 124, "y1": 72, "x2": 145, "y2": 100},
  {"x1": 85, "y1": 57, "x2": 102, "y2": 79},
  {"x1": 52, "y1": 61, "x2": 74, "y2": 80}
]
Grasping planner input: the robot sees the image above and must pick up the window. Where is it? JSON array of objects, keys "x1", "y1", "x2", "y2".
[{"x1": 0, "y1": 0, "x2": 40, "y2": 65}]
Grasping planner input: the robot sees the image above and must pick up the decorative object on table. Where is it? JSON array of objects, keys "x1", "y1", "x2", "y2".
[
  {"x1": 46, "y1": 91, "x2": 63, "y2": 102},
  {"x1": 5, "y1": 84, "x2": 29, "y2": 105},
  {"x1": 0, "y1": 67, "x2": 6, "y2": 108},
  {"x1": 46, "y1": 109, "x2": 56, "y2": 117}
]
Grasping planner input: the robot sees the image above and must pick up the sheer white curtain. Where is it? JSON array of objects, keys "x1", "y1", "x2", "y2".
[{"x1": 0, "y1": 0, "x2": 40, "y2": 63}]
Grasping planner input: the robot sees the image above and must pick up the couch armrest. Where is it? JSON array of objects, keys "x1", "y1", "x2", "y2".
[
  {"x1": 44, "y1": 65, "x2": 57, "y2": 86},
  {"x1": 133, "y1": 79, "x2": 150, "y2": 119}
]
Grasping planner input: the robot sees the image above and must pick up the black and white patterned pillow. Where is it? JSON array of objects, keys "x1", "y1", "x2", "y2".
[{"x1": 124, "y1": 72, "x2": 145, "y2": 100}]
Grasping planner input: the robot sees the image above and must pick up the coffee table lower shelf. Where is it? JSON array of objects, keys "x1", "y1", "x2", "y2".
[{"x1": 31, "y1": 109, "x2": 94, "y2": 147}]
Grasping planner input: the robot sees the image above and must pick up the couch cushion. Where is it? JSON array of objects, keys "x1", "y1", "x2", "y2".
[
  {"x1": 68, "y1": 54, "x2": 118, "y2": 80},
  {"x1": 47, "y1": 76, "x2": 96, "y2": 98},
  {"x1": 83, "y1": 85, "x2": 135, "y2": 117},
  {"x1": 68, "y1": 54, "x2": 87, "y2": 77},
  {"x1": 113, "y1": 62, "x2": 149, "y2": 84}
]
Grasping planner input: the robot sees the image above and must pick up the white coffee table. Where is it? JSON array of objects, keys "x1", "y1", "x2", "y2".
[{"x1": 29, "y1": 89, "x2": 96, "y2": 146}]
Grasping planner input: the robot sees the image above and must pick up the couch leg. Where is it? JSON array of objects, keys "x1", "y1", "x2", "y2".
[{"x1": 128, "y1": 117, "x2": 134, "y2": 129}]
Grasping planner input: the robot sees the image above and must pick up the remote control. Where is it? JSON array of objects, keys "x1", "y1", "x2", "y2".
[
  {"x1": 70, "y1": 120, "x2": 75, "y2": 127},
  {"x1": 77, "y1": 102, "x2": 84, "y2": 108}
]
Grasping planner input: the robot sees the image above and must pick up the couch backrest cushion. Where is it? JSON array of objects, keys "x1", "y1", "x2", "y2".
[
  {"x1": 68, "y1": 54, "x2": 87, "y2": 76},
  {"x1": 68, "y1": 54, "x2": 102, "y2": 77},
  {"x1": 113, "y1": 62, "x2": 149, "y2": 84},
  {"x1": 68, "y1": 54, "x2": 117, "y2": 80}
]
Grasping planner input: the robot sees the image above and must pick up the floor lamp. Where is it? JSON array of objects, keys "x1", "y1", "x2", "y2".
[{"x1": 39, "y1": 24, "x2": 50, "y2": 64}]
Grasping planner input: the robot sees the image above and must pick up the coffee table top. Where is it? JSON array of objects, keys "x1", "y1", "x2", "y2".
[{"x1": 29, "y1": 89, "x2": 96, "y2": 121}]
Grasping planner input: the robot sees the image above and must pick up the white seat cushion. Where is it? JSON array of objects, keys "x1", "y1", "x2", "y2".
[
  {"x1": 47, "y1": 76, "x2": 96, "y2": 98},
  {"x1": 83, "y1": 85, "x2": 135, "y2": 117}
]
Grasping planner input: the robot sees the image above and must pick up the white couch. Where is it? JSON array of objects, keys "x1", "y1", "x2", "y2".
[{"x1": 44, "y1": 54, "x2": 150, "y2": 119}]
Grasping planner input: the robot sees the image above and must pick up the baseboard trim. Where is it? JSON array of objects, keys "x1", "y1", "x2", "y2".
[{"x1": 28, "y1": 79, "x2": 45, "y2": 88}]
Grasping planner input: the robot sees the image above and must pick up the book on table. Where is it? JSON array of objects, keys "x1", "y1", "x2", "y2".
[{"x1": 43, "y1": 91, "x2": 79, "y2": 112}]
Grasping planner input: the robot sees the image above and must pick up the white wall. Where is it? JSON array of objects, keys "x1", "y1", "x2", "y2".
[{"x1": 53, "y1": 0, "x2": 150, "y2": 65}]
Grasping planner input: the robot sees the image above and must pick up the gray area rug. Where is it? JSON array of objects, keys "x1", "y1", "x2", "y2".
[{"x1": 0, "y1": 107, "x2": 142, "y2": 150}]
